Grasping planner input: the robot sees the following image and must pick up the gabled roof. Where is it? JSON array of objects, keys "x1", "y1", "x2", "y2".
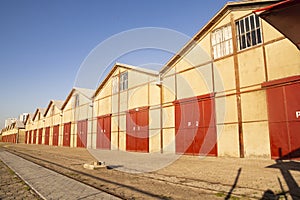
[
  {"x1": 32, "y1": 108, "x2": 46, "y2": 121},
  {"x1": 61, "y1": 87, "x2": 95, "y2": 110},
  {"x1": 160, "y1": 0, "x2": 281, "y2": 74},
  {"x1": 93, "y1": 62, "x2": 159, "y2": 97},
  {"x1": 24, "y1": 113, "x2": 33, "y2": 125},
  {"x1": 254, "y1": 0, "x2": 300, "y2": 49},
  {"x1": 43, "y1": 100, "x2": 64, "y2": 117}
]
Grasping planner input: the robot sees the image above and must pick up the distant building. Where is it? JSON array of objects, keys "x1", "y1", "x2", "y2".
[
  {"x1": 19, "y1": 113, "x2": 29, "y2": 123},
  {"x1": 5, "y1": 118, "x2": 17, "y2": 128}
]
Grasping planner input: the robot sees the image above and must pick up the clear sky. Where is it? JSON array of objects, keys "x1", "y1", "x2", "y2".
[{"x1": 0, "y1": 0, "x2": 230, "y2": 128}]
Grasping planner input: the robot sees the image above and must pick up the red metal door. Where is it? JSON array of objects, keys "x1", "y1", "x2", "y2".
[
  {"x1": 33, "y1": 130, "x2": 37, "y2": 144},
  {"x1": 28, "y1": 131, "x2": 32, "y2": 144},
  {"x1": 77, "y1": 120, "x2": 87, "y2": 148},
  {"x1": 174, "y1": 94, "x2": 217, "y2": 156},
  {"x1": 25, "y1": 131, "x2": 28, "y2": 144},
  {"x1": 45, "y1": 127, "x2": 50, "y2": 145},
  {"x1": 63, "y1": 122, "x2": 71, "y2": 147},
  {"x1": 126, "y1": 107, "x2": 149, "y2": 152},
  {"x1": 38, "y1": 129, "x2": 43, "y2": 144},
  {"x1": 264, "y1": 77, "x2": 300, "y2": 159},
  {"x1": 96, "y1": 115, "x2": 111, "y2": 149},
  {"x1": 52, "y1": 125, "x2": 59, "y2": 146}
]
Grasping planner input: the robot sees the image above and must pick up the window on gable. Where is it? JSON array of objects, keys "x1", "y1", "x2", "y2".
[
  {"x1": 112, "y1": 76, "x2": 119, "y2": 94},
  {"x1": 211, "y1": 24, "x2": 233, "y2": 59},
  {"x1": 235, "y1": 14, "x2": 262, "y2": 51},
  {"x1": 74, "y1": 94, "x2": 79, "y2": 108},
  {"x1": 120, "y1": 72, "x2": 128, "y2": 92}
]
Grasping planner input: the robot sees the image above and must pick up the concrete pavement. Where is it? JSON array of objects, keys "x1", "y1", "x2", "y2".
[{"x1": 0, "y1": 150, "x2": 121, "y2": 200}]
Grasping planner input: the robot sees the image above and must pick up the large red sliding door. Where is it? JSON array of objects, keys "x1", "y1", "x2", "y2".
[
  {"x1": 28, "y1": 131, "x2": 32, "y2": 144},
  {"x1": 63, "y1": 122, "x2": 71, "y2": 147},
  {"x1": 263, "y1": 76, "x2": 300, "y2": 159},
  {"x1": 77, "y1": 120, "x2": 87, "y2": 148},
  {"x1": 174, "y1": 94, "x2": 217, "y2": 156},
  {"x1": 45, "y1": 127, "x2": 50, "y2": 145},
  {"x1": 52, "y1": 125, "x2": 59, "y2": 146},
  {"x1": 96, "y1": 115, "x2": 111, "y2": 149},
  {"x1": 38, "y1": 129, "x2": 43, "y2": 144},
  {"x1": 33, "y1": 130, "x2": 37, "y2": 144},
  {"x1": 126, "y1": 107, "x2": 149, "y2": 153},
  {"x1": 25, "y1": 131, "x2": 28, "y2": 144}
]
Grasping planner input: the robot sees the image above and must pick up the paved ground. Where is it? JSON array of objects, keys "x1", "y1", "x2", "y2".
[
  {"x1": 1, "y1": 143, "x2": 300, "y2": 199},
  {"x1": 0, "y1": 157, "x2": 41, "y2": 200},
  {"x1": 0, "y1": 150, "x2": 120, "y2": 200}
]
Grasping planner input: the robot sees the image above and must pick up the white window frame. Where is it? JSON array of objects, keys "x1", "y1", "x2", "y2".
[
  {"x1": 211, "y1": 24, "x2": 233, "y2": 59},
  {"x1": 112, "y1": 76, "x2": 119, "y2": 94},
  {"x1": 120, "y1": 72, "x2": 128, "y2": 92},
  {"x1": 235, "y1": 14, "x2": 262, "y2": 51}
]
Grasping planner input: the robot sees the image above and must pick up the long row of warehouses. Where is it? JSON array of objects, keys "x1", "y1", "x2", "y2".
[{"x1": 2, "y1": 0, "x2": 300, "y2": 159}]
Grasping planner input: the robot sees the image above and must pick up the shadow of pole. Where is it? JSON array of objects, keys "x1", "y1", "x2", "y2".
[{"x1": 225, "y1": 168, "x2": 242, "y2": 200}]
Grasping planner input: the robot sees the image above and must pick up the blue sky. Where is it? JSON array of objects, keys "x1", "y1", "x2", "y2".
[{"x1": 0, "y1": 0, "x2": 229, "y2": 128}]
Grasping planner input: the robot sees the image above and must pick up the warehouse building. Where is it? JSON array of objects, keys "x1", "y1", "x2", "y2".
[
  {"x1": 4, "y1": 0, "x2": 299, "y2": 160},
  {"x1": 1, "y1": 120, "x2": 25, "y2": 143},
  {"x1": 61, "y1": 87, "x2": 94, "y2": 148},
  {"x1": 43, "y1": 100, "x2": 64, "y2": 146},
  {"x1": 92, "y1": 63, "x2": 160, "y2": 152}
]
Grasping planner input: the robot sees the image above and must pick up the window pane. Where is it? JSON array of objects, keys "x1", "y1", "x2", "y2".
[
  {"x1": 241, "y1": 35, "x2": 246, "y2": 49},
  {"x1": 257, "y1": 28, "x2": 262, "y2": 44},
  {"x1": 255, "y1": 15, "x2": 260, "y2": 28},
  {"x1": 246, "y1": 32, "x2": 251, "y2": 47},
  {"x1": 245, "y1": 17, "x2": 250, "y2": 32},
  {"x1": 240, "y1": 20, "x2": 245, "y2": 33},
  {"x1": 250, "y1": 15, "x2": 255, "y2": 29},
  {"x1": 251, "y1": 30, "x2": 257, "y2": 46}
]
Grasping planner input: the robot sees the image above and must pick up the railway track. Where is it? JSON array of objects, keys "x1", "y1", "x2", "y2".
[{"x1": 3, "y1": 147, "x2": 263, "y2": 199}]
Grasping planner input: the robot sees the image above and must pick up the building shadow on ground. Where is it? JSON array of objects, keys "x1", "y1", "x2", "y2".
[{"x1": 263, "y1": 148, "x2": 300, "y2": 200}]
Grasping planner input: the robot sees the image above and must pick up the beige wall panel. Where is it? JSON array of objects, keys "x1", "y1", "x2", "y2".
[
  {"x1": 262, "y1": 20, "x2": 283, "y2": 43},
  {"x1": 149, "y1": 83, "x2": 160, "y2": 106},
  {"x1": 217, "y1": 124, "x2": 240, "y2": 157},
  {"x1": 176, "y1": 44, "x2": 211, "y2": 72},
  {"x1": 213, "y1": 13, "x2": 231, "y2": 30},
  {"x1": 162, "y1": 106, "x2": 175, "y2": 129},
  {"x1": 241, "y1": 90, "x2": 268, "y2": 122},
  {"x1": 77, "y1": 106, "x2": 90, "y2": 121},
  {"x1": 111, "y1": 94, "x2": 118, "y2": 114},
  {"x1": 110, "y1": 131, "x2": 118, "y2": 151},
  {"x1": 232, "y1": 10, "x2": 253, "y2": 21},
  {"x1": 266, "y1": 39, "x2": 300, "y2": 80},
  {"x1": 162, "y1": 75, "x2": 176, "y2": 103},
  {"x1": 111, "y1": 115, "x2": 119, "y2": 132},
  {"x1": 243, "y1": 122, "x2": 270, "y2": 158},
  {"x1": 198, "y1": 35, "x2": 212, "y2": 57},
  {"x1": 238, "y1": 47, "x2": 266, "y2": 87},
  {"x1": 128, "y1": 85, "x2": 148, "y2": 109},
  {"x1": 98, "y1": 97, "x2": 111, "y2": 116},
  {"x1": 98, "y1": 80, "x2": 112, "y2": 99},
  {"x1": 175, "y1": 58, "x2": 193, "y2": 73},
  {"x1": 120, "y1": 92, "x2": 128, "y2": 112},
  {"x1": 215, "y1": 95, "x2": 238, "y2": 124},
  {"x1": 162, "y1": 68, "x2": 175, "y2": 78},
  {"x1": 118, "y1": 131, "x2": 126, "y2": 151},
  {"x1": 63, "y1": 109, "x2": 73, "y2": 123},
  {"x1": 64, "y1": 96, "x2": 73, "y2": 111},
  {"x1": 214, "y1": 57, "x2": 236, "y2": 92},
  {"x1": 70, "y1": 123, "x2": 77, "y2": 148},
  {"x1": 162, "y1": 128, "x2": 175, "y2": 153},
  {"x1": 149, "y1": 109, "x2": 160, "y2": 130},
  {"x1": 149, "y1": 130, "x2": 161, "y2": 153},
  {"x1": 119, "y1": 114, "x2": 126, "y2": 132},
  {"x1": 177, "y1": 64, "x2": 213, "y2": 100},
  {"x1": 128, "y1": 71, "x2": 149, "y2": 88}
]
